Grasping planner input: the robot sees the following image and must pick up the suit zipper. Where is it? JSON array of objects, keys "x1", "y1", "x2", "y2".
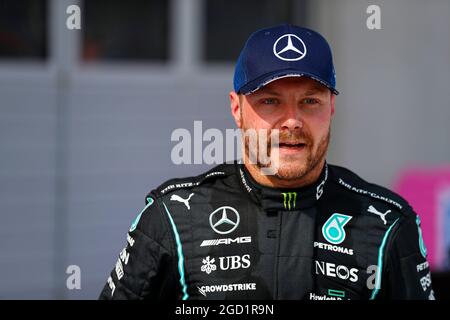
[{"x1": 273, "y1": 210, "x2": 283, "y2": 299}]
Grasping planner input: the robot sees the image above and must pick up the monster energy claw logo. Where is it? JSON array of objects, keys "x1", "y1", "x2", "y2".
[
  {"x1": 282, "y1": 192, "x2": 297, "y2": 210},
  {"x1": 416, "y1": 215, "x2": 428, "y2": 258},
  {"x1": 322, "y1": 213, "x2": 352, "y2": 245}
]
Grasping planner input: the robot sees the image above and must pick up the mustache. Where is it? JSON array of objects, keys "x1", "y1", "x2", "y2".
[
  {"x1": 269, "y1": 129, "x2": 313, "y2": 147},
  {"x1": 241, "y1": 128, "x2": 314, "y2": 153}
]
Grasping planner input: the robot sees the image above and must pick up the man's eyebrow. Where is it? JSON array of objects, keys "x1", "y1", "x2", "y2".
[
  {"x1": 252, "y1": 90, "x2": 282, "y2": 97},
  {"x1": 303, "y1": 86, "x2": 327, "y2": 96},
  {"x1": 303, "y1": 90, "x2": 320, "y2": 96}
]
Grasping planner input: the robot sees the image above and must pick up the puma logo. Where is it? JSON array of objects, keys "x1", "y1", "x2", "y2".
[
  {"x1": 367, "y1": 205, "x2": 391, "y2": 225},
  {"x1": 170, "y1": 193, "x2": 194, "y2": 210}
]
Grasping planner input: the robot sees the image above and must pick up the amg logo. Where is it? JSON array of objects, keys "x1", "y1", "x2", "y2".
[{"x1": 200, "y1": 236, "x2": 252, "y2": 247}]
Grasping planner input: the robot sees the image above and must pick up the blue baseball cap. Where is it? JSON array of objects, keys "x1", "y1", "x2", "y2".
[{"x1": 233, "y1": 24, "x2": 339, "y2": 95}]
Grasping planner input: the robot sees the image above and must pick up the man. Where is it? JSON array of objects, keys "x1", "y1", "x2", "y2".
[{"x1": 99, "y1": 24, "x2": 434, "y2": 300}]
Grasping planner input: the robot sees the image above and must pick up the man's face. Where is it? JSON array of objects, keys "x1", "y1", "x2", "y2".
[{"x1": 230, "y1": 77, "x2": 335, "y2": 181}]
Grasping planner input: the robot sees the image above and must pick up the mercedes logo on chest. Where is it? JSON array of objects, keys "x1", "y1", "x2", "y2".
[{"x1": 209, "y1": 206, "x2": 240, "y2": 235}]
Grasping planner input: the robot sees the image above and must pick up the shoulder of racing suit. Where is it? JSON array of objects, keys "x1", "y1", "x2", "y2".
[
  {"x1": 138, "y1": 163, "x2": 238, "y2": 250},
  {"x1": 99, "y1": 163, "x2": 239, "y2": 300},
  {"x1": 139, "y1": 162, "x2": 237, "y2": 242},
  {"x1": 145, "y1": 163, "x2": 237, "y2": 203},
  {"x1": 325, "y1": 164, "x2": 432, "y2": 299},
  {"x1": 327, "y1": 164, "x2": 416, "y2": 219}
]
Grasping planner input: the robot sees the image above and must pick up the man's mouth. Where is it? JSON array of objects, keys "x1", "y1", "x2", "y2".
[
  {"x1": 276, "y1": 142, "x2": 308, "y2": 155},
  {"x1": 278, "y1": 142, "x2": 307, "y2": 149}
]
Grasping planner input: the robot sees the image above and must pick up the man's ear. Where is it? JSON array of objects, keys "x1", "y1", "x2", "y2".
[
  {"x1": 230, "y1": 91, "x2": 242, "y2": 128},
  {"x1": 330, "y1": 93, "x2": 336, "y2": 117}
]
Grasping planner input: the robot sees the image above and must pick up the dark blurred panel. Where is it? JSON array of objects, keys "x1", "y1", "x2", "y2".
[
  {"x1": 0, "y1": 0, "x2": 47, "y2": 59},
  {"x1": 82, "y1": 0, "x2": 170, "y2": 62},
  {"x1": 431, "y1": 271, "x2": 450, "y2": 300},
  {"x1": 203, "y1": 0, "x2": 308, "y2": 62}
]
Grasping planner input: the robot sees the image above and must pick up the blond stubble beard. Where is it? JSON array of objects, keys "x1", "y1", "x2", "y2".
[
  {"x1": 274, "y1": 129, "x2": 330, "y2": 180},
  {"x1": 241, "y1": 117, "x2": 331, "y2": 181}
]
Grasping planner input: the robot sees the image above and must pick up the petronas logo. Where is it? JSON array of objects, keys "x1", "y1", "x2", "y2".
[
  {"x1": 282, "y1": 192, "x2": 297, "y2": 210},
  {"x1": 322, "y1": 213, "x2": 352, "y2": 245}
]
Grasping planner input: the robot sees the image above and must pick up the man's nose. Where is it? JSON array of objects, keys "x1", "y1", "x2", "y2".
[{"x1": 281, "y1": 103, "x2": 303, "y2": 131}]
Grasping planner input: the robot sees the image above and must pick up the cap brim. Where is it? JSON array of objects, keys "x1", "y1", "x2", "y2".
[{"x1": 239, "y1": 70, "x2": 339, "y2": 95}]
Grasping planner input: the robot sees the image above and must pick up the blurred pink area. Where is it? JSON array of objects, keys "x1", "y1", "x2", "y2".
[{"x1": 394, "y1": 165, "x2": 450, "y2": 270}]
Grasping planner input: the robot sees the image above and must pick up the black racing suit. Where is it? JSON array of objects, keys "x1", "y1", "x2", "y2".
[{"x1": 99, "y1": 161, "x2": 435, "y2": 300}]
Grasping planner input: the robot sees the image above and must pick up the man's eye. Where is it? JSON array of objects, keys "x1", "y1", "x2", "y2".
[
  {"x1": 261, "y1": 98, "x2": 279, "y2": 105},
  {"x1": 302, "y1": 98, "x2": 319, "y2": 104}
]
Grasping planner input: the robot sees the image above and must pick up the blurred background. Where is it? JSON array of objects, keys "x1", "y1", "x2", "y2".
[{"x1": 0, "y1": 0, "x2": 449, "y2": 299}]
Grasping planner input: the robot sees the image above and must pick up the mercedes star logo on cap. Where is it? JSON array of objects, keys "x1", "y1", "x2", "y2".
[{"x1": 273, "y1": 33, "x2": 307, "y2": 61}]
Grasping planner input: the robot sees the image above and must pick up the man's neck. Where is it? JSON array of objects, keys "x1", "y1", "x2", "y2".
[{"x1": 243, "y1": 159, "x2": 326, "y2": 189}]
